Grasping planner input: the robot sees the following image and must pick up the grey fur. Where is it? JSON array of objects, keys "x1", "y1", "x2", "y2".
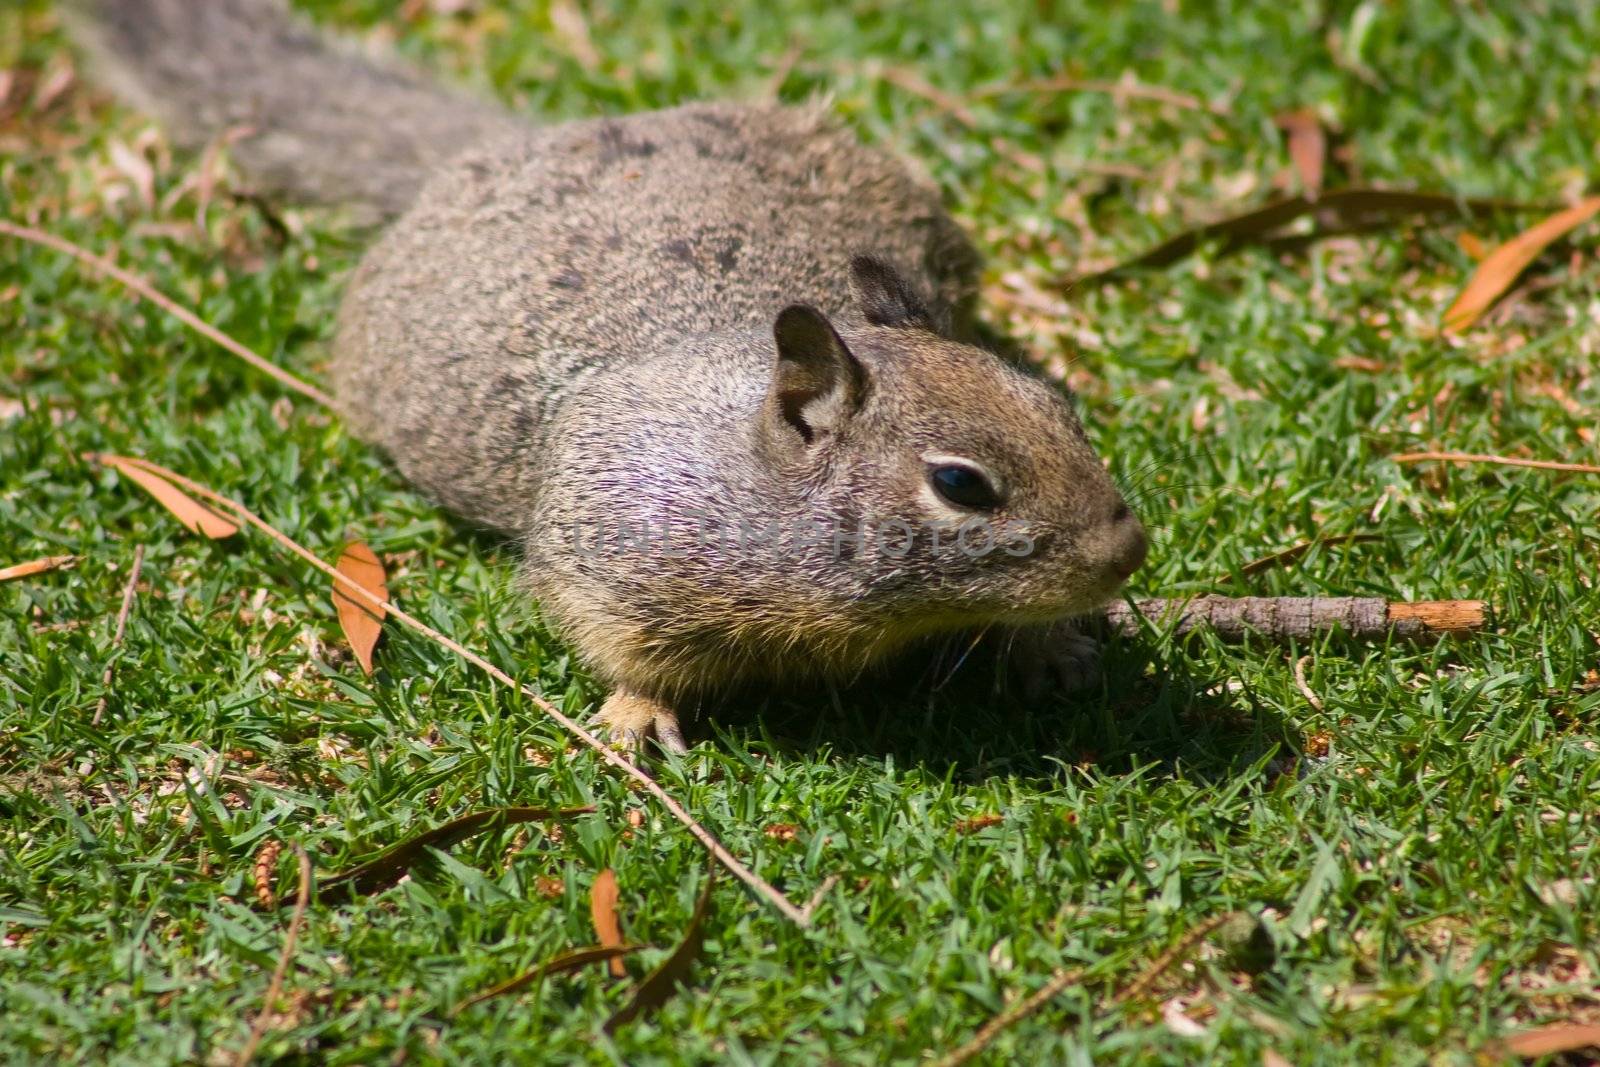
[{"x1": 69, "y1": 0, "x2": 1148, "y2": 746}]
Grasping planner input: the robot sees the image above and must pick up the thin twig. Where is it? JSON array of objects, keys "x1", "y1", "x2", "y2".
[
  {"x1": 234, "y1": 843, "x2": 311, "y2": 1067},
  {"x1": 929, "y1": 967, "x2": 1087, "y2": 1067},
  {"x1": 1391, "y1": 451, "x2": 1600, "y2": 475},
  {"x1": 92, "y1": 544, "x2": 145, "y2": 726},
  {"x1": 1292, "y1": 655, "x2": 1324, "y2": 713},
  {"x1": 872, "y1": 65, "x2": 1045, "y2": 175},
  {"x1": 1108, "y1": 911, "x2": 1237, "y2": 1006},
  {"x1": 83, "y1": 453, "x2": 811, "y2": 927},
  {"x1": 0, "y1": 220, "x2": 336, "y2": 409},
  {"x1": 932, "y1": 912, "x2": 1239, "y2": 1067},
  {"x1": 971, "y1": 74, "x2": 1224, "y2": 115}
]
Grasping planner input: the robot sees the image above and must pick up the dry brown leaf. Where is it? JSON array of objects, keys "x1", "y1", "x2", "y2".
[
  {"x1": 108, "y1": 139, "x2": 156, "y2": 210},
  {"x1": 1275, "y1": 110, "x2": 1326, "y2": 197},
  {"x1": 953, "y1": 814, "x2": 1005, "y2": 834},
  {"x1": 1443, "y1": 196, "x2": 1600, "y2": 333},
  {"x1": 1261, "y1": 1051, "x2": 1294, "y2": 1067},
  {"x1": 1082, "y1": 189, "x2": 1551, "y2": 282},
  {"x1": 0, "y1": 554, "x2": 78, "y2": 583},
  {"x1": 315, "y1": 806, "x2": 594, "y2": 907},
  {"x1": 591, "y1": 868, "x2": 627, "y2": 978},
  {"x1": 91, "y1": 453, "x2": 239, "y2": 538},
  {"x1": 549, "y1": 0, "x2": 601, "y2": 71},
  {"x1": 604, "y1": 868, "x2": 715, "y2": 1033},
  {"x1": 333, "y1": 541, "x2": 388, "y2": 675},
  {"x1": 1495, "y1": 1022, "x2": 1600, "y2": 1058}
]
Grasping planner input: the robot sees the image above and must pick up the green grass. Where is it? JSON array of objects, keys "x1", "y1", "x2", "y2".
[{"x1": 4, "y1": 1, "x2": 1600, "y2": 1062}]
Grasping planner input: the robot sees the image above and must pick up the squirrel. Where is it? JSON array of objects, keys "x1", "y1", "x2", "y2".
[{"x1": 67, "y1": 0, "x2": 1149, "y2": 750}]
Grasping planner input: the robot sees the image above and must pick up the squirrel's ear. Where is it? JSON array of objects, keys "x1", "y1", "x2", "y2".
[
  {"x1": 764, "y1": 304, "x2": 867, "y2": 447},
  {"x1": 849, "y1": 255, "x2": 931, "y2": 329}
]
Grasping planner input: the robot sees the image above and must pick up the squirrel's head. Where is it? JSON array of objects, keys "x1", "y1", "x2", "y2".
[{"x1": 753, "y1": 256, "x2": 1147, "y2": 632}]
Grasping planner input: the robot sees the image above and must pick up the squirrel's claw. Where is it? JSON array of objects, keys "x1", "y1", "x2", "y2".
[
  {"x1": 598, "y1": 690, "x2": 689, "y2": 754},
  {"x1": 1009, "y1": 624, "x2": 1103, "y2": 700}
]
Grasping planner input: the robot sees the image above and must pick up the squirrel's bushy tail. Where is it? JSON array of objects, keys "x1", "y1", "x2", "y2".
[{"x1": 64, "y1": 0, "x2": 521, "y2": 219}]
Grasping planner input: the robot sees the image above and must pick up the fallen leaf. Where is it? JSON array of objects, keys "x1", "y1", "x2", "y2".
[
  {"x1": 1161, "y1": 997, "x2": 1208, "y2": 1039},
  {"x1": 1081, "y1": 189, "x2": 1554, "y2": 282},
  {"x1": 1230, "y1": 533, "x2": 1383, "y2": 580},
  {"x1": 953, "y1": 814, "x2": 1005, "y2": 834},
  {"x1": 92, "y1": 454, "x2": 239, "y2": 538},
  {"x1": 1262, "y1": 1051, "x2": 1295, "y2": 1067},
  {"x1": 1275, "y1": 110, "x2": 1326, "y2": 197},
  {"x1": 0, "y1": 554, "x2": 78, "y2": 583},
  {"x1": 454, "y1": 944, "x2": 645, "y2": 1013},
  {"x1": 315, "y1": 806, "x2": 595, "y2": 906},
  {"x1": 604, "y1": 867, "x2": 714, "y2": 1033},
  {"x1": 549, "y1": 0, "x2": 601, "y2": 71},
  {"x1": 591, "y1": 868, "x2": 627, "y2": 978},
  {"x1": 333, "y1": 541, "x2": 388, "y2": 675},
  {"x1": 1442, "y1": 196, "x2": 1600, "y2": 333},
  {"x1": 108, "y1": 139, "x2": 156, "y2": 210},
  {"x1": 763, "y1": 823, "x2": 799, "y2": 841},
  {"x1": 1494, "y1": 1022, "x2": 1600, "y2": 1058}
]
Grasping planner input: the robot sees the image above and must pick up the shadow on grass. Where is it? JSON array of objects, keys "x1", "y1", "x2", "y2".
[{"x1": 698, "y1": 632, "x2": 1301, "y2": 787}]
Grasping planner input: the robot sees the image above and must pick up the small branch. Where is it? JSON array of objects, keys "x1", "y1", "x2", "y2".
[
  {"x1": 1391, "y1": 451, "x2": 1600, "y2": 475},
  {"x1": 92, "y1": 544, "x2": 145, "y2": 726},
  {"x1": 798, "y1": 873, "x2": 841, "y2": 923},
  {"x1": 1108, "y1": 911, "x2": 1238, "y2": 1006},
  {"x1": 1102, "y1": 596, "x2": 1487, "y2": 641},
  {"x1": 234, "y1": 843, "x2": 311, "y2": 1067},
  {"x1": 932, "y1": 912, "x2": 1241, "y2": 1066},
  {"x1": 84, "y1": 454, "x2": 811, "y2": 927},
  {"x1": 872, "y1": 65, "x2": 1045, "y2": 175},
  {"x1": 0, "y1": 220, "x2": 336, "y2": 410},
  {"x1": 1292, "y1": 655, "x2": 1324, "y2": 713}
]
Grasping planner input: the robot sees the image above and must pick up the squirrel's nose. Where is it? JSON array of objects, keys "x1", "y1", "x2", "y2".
[{"x1": 1105, "y1": 503, "x2": 1148, "y2": 580}]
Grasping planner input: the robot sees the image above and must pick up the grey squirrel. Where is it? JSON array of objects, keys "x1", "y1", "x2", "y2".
[{"x1": 67, "y1": 0, "x2": 1148, "y2": 749}]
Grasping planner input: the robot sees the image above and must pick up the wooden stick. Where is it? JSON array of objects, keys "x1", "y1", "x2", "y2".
[{"x1": 1102, "y1": 597, "x2": 1486, "y2": 641}]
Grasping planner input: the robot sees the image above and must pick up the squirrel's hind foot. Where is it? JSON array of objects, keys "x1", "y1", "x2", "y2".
[{"x1": 597, "y1": 689, "x2": 689, "y2": 754}]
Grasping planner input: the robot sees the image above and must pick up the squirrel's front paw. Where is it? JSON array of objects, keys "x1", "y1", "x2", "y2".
[
  {"x1": 597, "y1": 689, "x2": 688, "y2": 754},
  {"x1": 1008, "y1": 623, "x2": 1102, "y2": 701}
]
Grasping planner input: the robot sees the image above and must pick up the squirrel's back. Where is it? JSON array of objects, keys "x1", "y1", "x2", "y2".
[{"x1": 334, "y1": 101, "x2": 980, "y2": 528}]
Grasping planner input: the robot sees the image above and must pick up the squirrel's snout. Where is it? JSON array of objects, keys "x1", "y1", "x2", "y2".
[{"x1": 1102, "y1": 503, "x2": 1148, "y2": 581}]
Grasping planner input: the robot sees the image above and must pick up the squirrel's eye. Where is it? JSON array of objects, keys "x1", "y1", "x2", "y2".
[{"x1": 928, "y1": 463, "x2": 1001, "y2": 510}]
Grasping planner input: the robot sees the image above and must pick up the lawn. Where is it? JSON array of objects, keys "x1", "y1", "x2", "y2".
[{"x1": 3, "y1": 1, "x2": 1599, "y2": 1063}]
